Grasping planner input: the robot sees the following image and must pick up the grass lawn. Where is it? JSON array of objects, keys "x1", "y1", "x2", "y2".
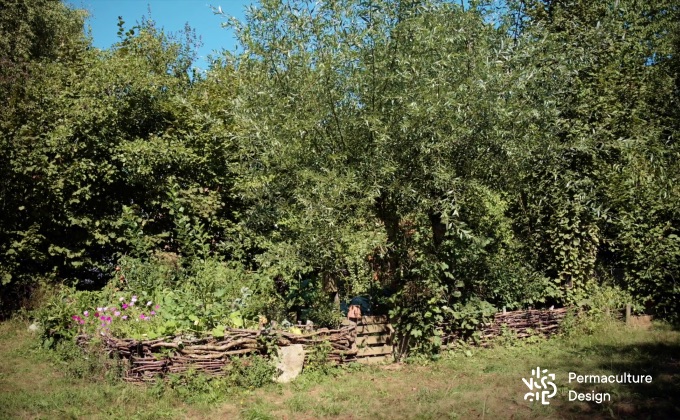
[{"x1": 0, "y1": 317, "x2": 678, "y2": 419}]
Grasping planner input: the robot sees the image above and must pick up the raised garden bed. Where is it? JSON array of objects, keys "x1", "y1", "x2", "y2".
[{"x1": 77, "y1": 325, "x2": 357, "y2": 382}]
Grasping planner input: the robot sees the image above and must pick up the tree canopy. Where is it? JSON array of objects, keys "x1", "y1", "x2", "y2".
[{"x1": 2, "y1": 0, "x2": 679, "y2": 345}]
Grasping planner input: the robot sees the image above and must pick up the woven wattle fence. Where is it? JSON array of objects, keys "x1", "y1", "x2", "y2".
[
  {"x1": 441, "y1": 307, "x2": 570, "y2": 348},
  {"x1": 76, "y1": 308, "x2": 571, "y2": 381},
  {"x1": 77, "y1": 325, "x2": 357, "y2": 382}
]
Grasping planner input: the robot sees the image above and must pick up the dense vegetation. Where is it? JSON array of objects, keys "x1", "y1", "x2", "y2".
[{"x1": 1, "y1": 0, "x2": 679, "y2": 352}]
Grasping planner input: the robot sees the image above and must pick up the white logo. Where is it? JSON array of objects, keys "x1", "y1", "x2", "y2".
[{"x1": 522, "y1": 367, "x2": 557, "y2": 405}]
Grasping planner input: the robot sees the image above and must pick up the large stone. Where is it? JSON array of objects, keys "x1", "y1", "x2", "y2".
[{"x1": 274, "y1": 344, "x2": 305, "y2": 383}]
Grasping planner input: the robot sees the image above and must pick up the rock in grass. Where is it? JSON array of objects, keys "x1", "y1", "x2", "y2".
[
  {"x1": 27, "y1": 322, "x2": 40, "y2": 333},
  {"x1": 274, "y1": 344, "x2": 305, "y2": 383}
]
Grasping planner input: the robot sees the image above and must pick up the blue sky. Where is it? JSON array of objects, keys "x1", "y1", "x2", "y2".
[{"x1": 66, "y1": 0, "x2": 256, "y2": 71}]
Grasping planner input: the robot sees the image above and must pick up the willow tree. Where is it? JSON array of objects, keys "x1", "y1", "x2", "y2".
[{"x1": 225, "y1": 0, "x2": 548, "y2": 348}]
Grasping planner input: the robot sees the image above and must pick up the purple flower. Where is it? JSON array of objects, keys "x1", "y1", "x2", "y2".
[
  {"x1": 122, "y1": 315, "x2": 128, "y2": 320},
  {"x1": 72, "y1": 315, "x2": 79, "y2": 320},
  {"x1": 131, "y1": 296, "x2": 138, "y2": 302},
  {"x1": 83, "y1": 311, "x2": 89, "y2": 317},
  {"x1": 129, "y1": 301, "x2": 135, "y2": 307},
  {"x1": 122, "y1": 303, "x2": 128, "y2": 309},
  {"x1": 106, "y1": 316, "x2": 112, "y2": 322},
  {"x1": 139, "y1": 314, "x2": 146, "y2": 320}
]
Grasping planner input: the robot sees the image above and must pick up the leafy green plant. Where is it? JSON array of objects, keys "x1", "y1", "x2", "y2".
[
  {"x1": 164, "y1": 369, "x2": 231, "y2": 404},
  {"x1": 441, "y1": 299, "x2": 497, "y2": 343},
  {"x1": 227, "y1": 355, "x2": 276, "y2": 389},
  {"x1": 304, "y1": 340, "x2": 337, "y2": 375}
]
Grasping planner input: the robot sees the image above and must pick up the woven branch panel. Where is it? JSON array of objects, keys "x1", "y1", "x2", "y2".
[
  {"x1": 77, "y1": 308, "x2": 570, "y2": 381},
  {"x1": 441, "y1": 307, "x2": 570, "y2": 348},
  {"x1": 78, "y1": 325, "x2": 357, "y2": 382}
]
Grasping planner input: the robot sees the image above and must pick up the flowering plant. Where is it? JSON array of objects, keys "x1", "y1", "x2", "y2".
[{"x1": 71, "y1": 294, "x2": 163, "y2": 339}]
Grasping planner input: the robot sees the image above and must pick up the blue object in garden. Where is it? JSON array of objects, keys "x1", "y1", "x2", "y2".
[{"x1": 340, "y1": 296, "x2": 371, "y2": 316}]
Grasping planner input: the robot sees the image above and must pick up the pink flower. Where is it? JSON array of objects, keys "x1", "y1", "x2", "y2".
[
  {"x1": 131, "y1": 296, "x2": 138, "y2": 302},
  {"x1": 139, "y1": 314, "x2": 146, "y2": 320},
  {"x1": 79, "y1": 320, "x2": 85, "y2": 325},
  {"x1": 155, "y1": 305, "x2": 159, "y2": 310},
  {"x1": 114, "y1": 311, "x2": 121, "y2": 317},
  {"x1": 94, "y1": 312, "x2": 100, "y2": 317},
  {"x1": 119, "y1": 297, "x2": 125, "y2": 302},
  {"x1": 122, "y1": 315, "x2": 128, "y2": 320},
  {"x1": 97, "y1": 307, "x2": 103, "y2": 312},
  {"x1": 129, "y1": 301, "x2": 135, "y2": 307},
  {"x1": 150, "y1": 311, "x2": 156, "y2": 316},
  {"x1": 122, "y1": 303, "x2": 128, "y2": 309},
  {"x1": 100, "y1": 316, "x2": 106, "y2": 321},
  {"x1": 106, "y1": 316, "x2": 112, "y2": 322},
  {"x1": 72, "y1": 315, "x2": 79, "y2": 320},
  {"x1": 83, "y1": 311, "x2": 89, "y2": 317}
]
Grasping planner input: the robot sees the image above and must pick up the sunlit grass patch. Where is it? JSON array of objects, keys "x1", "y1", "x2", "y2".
[{"x1": 0, "y1": 317, "x2": 678, "y2": 419}]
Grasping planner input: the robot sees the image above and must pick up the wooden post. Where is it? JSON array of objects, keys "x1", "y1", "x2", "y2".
[{"x1": 625, "y1": 304, "x2": 631, "y2": 324}]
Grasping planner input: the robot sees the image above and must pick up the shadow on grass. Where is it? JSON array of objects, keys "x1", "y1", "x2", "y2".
[{"x1": 562, "y1": 339, "x2": 680, "y2": 420}]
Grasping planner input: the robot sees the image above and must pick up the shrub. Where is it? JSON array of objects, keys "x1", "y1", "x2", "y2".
[
  {"x1": 227, "y1": 355, "x2": 276, "y2": 389},
  {"x1": 304, "y1": 340, "x2": 337, "y2": 375}
]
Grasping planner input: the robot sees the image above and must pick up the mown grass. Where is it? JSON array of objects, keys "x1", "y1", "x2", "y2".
[{"x1": 1, "y1": 317, "x2": 678, "y2": 419}]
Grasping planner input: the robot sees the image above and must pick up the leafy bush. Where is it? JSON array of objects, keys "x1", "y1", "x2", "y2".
[
  {"x1": 441, "y1": 298, "x2": 497, "y2": 343},
  {"x1": 164, "y1": 369, "x2": 231, "y2": 404},
  {"x1": 227, "y1": 355, "x2": 276, "y2": 389},
  {"x1": 33, "y1": 285, "x2": 104, "y2": 346},
  {"x1": 573, "y1": 282, "x2": 636, "y2": 319},
  {"x1": 117, "y1": 253, "x2": 183, "y2": 294},
  {"x1": 46, "y1": 337, "x2": 124, "y2": 382},
  {"x1": 304, "y1": 340, "x2": 337, "y2": 375}
]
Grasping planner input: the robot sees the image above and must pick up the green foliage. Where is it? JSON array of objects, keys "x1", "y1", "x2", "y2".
[
  {"x1": 117, "y1": 252, "x2": 183, "y2": 292},
  {"x1": 130, "y1": 356, "x2": 275, "y2": 402},
  {"x1": 227, "y1": 355, "x2": 276, "y2": 389},
  {"x1": 33, "y1": 285, "x2": 102, "y2": 346},
  {"x1": 304, "y1": 340, "x2": 337, "y2": 375},
  {"x1": 283, "y1": 277, "x2": 344, "y2": 327},
  {"x1": 442, "y1": 299, "x2": 497, "y2": 343},
  {"x1": 164, "y1": 369, "x2": 231, "y2": 404},
  {"x1": 573, "y1": 283, "x2": 636, "y2": 317},
  {"x1": 4, "y1": 0, "x2": 680, "y2": 358},
  {"x1": 48, "y1": 338, "x2": 124, "y2": 382}
]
